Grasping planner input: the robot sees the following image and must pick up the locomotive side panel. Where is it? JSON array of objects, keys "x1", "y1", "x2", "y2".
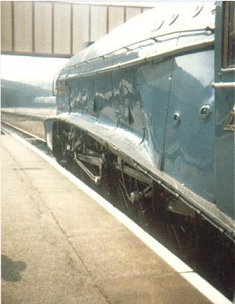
[
  {"x1": 70, "y1": 77, "x2": 95, "y2": 115},
  {"x1": 164, "y1": 49, "x2": 215, "y2": 202},
  {"x1": 113, "y1": 68, "x2": 145, "y2": 138},
  {"x1": 214, "y1": 2, "x2": 235, "y2": 218},
  {"x1": 94, "y1": 73, "x2": 116, "y2": 122},
  {"x1": 55, "y1": 50, "x2": 216, "y2": 203},
  {"x1": 137, "y1": 58, "x2": 174, "y2": 169},
  {"x1": 56, "y1": 80, "x2": 70, "y2": 114},
  {"x1": 215, "y1": 88, "x2": 235, "y2": 218}
]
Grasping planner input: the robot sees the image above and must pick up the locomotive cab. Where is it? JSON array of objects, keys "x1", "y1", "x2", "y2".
[{"x1": 213, "y1": 2, "x2": 235, "y2": 219}]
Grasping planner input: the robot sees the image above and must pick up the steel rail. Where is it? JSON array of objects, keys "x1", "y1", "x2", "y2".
[
  {"x1": 1, "y1": 110, "x2": 47, "y2": 121},
  {"x1": 1, "y1": 120, "x2": 46, "y2": 143}
]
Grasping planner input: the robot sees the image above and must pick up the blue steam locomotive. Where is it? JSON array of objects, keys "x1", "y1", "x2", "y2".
[{"x1": 45, "y1": 2, "x2": 235, "y2": 243}]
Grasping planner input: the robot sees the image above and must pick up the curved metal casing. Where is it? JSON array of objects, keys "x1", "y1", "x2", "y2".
[{"x1": 45, "y1": 2, "x2": 235, "y2": 240}]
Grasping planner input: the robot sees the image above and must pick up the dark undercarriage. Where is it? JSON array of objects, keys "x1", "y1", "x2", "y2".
[{"x1": 51, "y1": 119, "x2": 234, "y2": 300}]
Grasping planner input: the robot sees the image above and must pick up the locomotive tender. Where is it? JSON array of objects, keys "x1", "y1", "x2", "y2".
[{"x1": 45, "y1": 2, "x2": 235, "y2": 242}]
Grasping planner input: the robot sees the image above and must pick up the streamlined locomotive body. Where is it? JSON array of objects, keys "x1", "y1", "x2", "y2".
[{"x1": 45, "y1": 2, "x2": 235, "y2": 242}]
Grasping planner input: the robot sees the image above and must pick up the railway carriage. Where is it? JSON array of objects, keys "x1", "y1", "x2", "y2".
[{"x1": 45, "y1": 2, "x2": 235, "y2": 244}]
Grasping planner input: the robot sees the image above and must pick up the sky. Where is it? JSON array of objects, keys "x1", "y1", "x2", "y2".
[{"x1": 1, "y1": 55, "x2": 68, "y2": 89}]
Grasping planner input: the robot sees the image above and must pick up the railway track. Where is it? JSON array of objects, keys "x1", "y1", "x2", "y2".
[
  {"x1": 1, "y1": 109, "x2": 48, "y2": 140},
  {"x1": 2, "y1": 120, "x2": 45, "y2": 142},
  {"x1": 1, "y1": 119, "x2": 48, "y2": 157},
  {"x1": 1, "y1": 113, "x2": 234, "y2": 302}
]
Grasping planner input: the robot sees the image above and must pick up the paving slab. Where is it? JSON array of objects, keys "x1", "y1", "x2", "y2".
[{"x1": 1, "y1": 134, "x2": 213, "y2": 304}]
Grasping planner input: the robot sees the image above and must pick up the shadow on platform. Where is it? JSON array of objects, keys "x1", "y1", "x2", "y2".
[{"x1": 1, "y1": 255, "x2": 27, "y2": 282}]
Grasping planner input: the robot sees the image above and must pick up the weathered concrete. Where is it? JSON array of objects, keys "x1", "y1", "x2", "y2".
[{"x1": 1, "y1": 134, "x2": 212, "y2": 304}]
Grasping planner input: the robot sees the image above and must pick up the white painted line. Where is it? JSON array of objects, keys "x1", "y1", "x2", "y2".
[
  {"x1": 181, "y1": 272, "x2": 233, "y2": 304},
  {"x1": 11, "y1": 132, "x2": 232, "y2": 304}
]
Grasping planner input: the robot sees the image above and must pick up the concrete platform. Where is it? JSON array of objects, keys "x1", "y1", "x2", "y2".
[{"x1": 1, "y1": 134, "x2": 227, "y2": 304}]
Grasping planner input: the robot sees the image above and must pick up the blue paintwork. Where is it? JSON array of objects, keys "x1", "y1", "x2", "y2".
[
  {"x1": 164, "y1": 50, "x2": 215, "y2": 202},
  {"x1": 45, "y1": 2, "x2": 235, "y2": 237},
  {"x1": 137, "y1": 58, "x2": 174, "y2": 169},
  {"x1": 214, "y1": 2, "x2": 235, "y2": 218}
]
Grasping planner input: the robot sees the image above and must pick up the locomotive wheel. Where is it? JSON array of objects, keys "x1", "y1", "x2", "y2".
[{"x1": 115, "y1": 175, "x2": 151, "y2": 227}]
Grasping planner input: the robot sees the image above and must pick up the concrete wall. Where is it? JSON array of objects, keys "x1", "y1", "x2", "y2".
[{"x1": 1, "y1": 2, "x2": 152, "y2": 58}]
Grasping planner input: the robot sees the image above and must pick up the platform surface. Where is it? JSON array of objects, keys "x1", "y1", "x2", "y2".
[{"x1": 1, "y1": 134, "x2": 214, "y2": 304}]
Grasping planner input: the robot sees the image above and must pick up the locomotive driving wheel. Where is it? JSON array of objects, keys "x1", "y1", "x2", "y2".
[
  {"x1": 53, "y1": 122, "x2": 70, "y2": 165},
  {"x1": 114, "y1": 166, "x2": 153, "y2": 227}
]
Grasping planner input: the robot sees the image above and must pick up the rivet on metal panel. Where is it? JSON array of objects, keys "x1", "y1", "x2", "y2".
[
  {"x1": 173, "y1": 112, "x2": 181, "y2": 125},
  {"x1": 199, "y1": 105, "x2": 212, "y2": 119}
]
